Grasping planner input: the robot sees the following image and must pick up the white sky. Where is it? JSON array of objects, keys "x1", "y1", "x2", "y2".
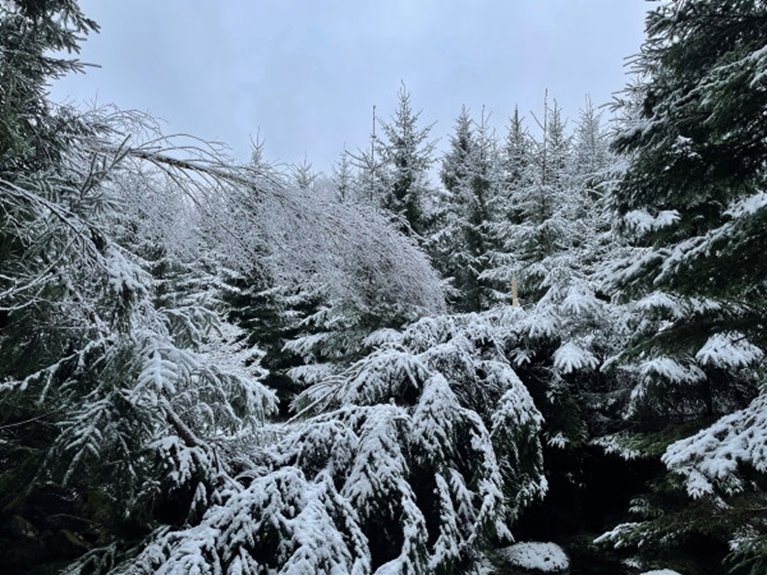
[{"x1": 51, "y1": 0, "x2": 652, "y2": 173}]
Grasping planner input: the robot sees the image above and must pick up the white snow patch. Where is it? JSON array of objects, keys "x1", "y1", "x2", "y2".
[
  {"x1": 476, "y1": 556, "x2": 496, "y2": 575},
  {"x1": 695, "y1": 332, "x2": 763, "y2": 369},
  {"x1": 363, "y1": 328, "x2": 403, "y2": 347},
  {"x1": 724, "y1": 190, "x2": 767, "y2": 217},
  {"x1": 624, "y1": 209, "x2": 680, "y2": 235},
  {"x1": 635, "y1": 291, "x2": 684, "y2": 318},
  {"x1": 663, "y1": 393, "x2": 767, "y2": 497},
  {"x1": 500, "y1": 542, "x2": 569, "y2": 572},
  {"x1": 639, "y1": 357, "x2": 705, "y2": 384},
  {"x1": 553, "y1": 341, "x2": 598, "y2": 374},
  {"x1": 560, "y1": 283, "x2": 602, "y2": 315},
  {"x1": 640, "y1": 570, "x2": 683, "y2": 575}
]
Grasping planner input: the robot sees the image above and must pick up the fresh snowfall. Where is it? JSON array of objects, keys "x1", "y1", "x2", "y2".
[{"x1": 1, "y1": 1, "x2": 766, "y2": 575}]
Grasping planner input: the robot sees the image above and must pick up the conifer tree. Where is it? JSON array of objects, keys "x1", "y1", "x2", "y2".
[
  {"x1": 491, "y1": 95, "x2": 575, "y2": 304},
  {"x1": 214, "y1": 140, "x2": 306, "y2": 417},
  {"x1": 478, "y1": 97, "x2": 628, "y2": 532},
  {"x1": 597, "y1": 2, "x2": 767, "y2": 570},
  {"x1": 573, "y1": 96, "x2": 610, "y2": 184},
  {"x1": 292, "y1": 156, "x2": 317, "y2": 192},
  {"x1": 376, "y1": 85, "x2": 437, "y2": 238},
  {"x1": 0, "y1": 6, "x2": 278, "y2": 568},
  {"x1": 604, "y1": 0, "x2": 767, "y2": 429},
  {"x1": 349, "y1": 114, "x2": 387, "y2": 206},
  {"x1": 433, "y1": 107, "x2": 504, "y2": 312},
  {"x1": 332, "y1": 148, "x2": 353, "y2": 202},
  {"x1": 502, "y1": 106, "x2": 533, "y2": 192},
  {"x1": 483, "y1": 107, "x2": 534, "y2": 297}
]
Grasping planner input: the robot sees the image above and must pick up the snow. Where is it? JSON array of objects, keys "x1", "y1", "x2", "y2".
[
  {"x1": 547, "y1": 432, "x2": 569, "y2": 449},
  {"x1": 411, "y1": 374, "x2": 461, "y2": 461},
  {"x1": 594, "y1": 522, "x2": 641, "y2": 549},
  {"x1": 602, "y1": 247, "x2": 665, "y2": 286},
  {"x1": 640, "y1": 570, "x2": 682, "y2": 575},
  {"x1": 560, "y1": 283, "x2": 602, "y2": 315},
  {"x1": 521, "y1": 308, "x2": 560, "y2": 339},
  {"x1": 695, "y1": 331, "x2": 763, "y2": 369},
  {"x1": 724, "y1": 190, "x2": 767, "y2": 217},
  {"x1": 639, "y1": 356, "x2": 705, "y2": 384},
  {"x1": 662, "y1": 393, "x2": 767, "y2": 497},
  {"x1": 747, "y1": 42, "x2": 767, "y2": 87},
  {"x1": 635, "y1": 291, "x2": 685, "y2": 318},
  {"x1": 592, "y1": 434, "x2": 642, "y2": 461},
  {"x1": 273, "y1": 311, "x2": 548, "y2": 573},
  {"x1": 104, "y1": 245, "x2": 151, "y2": 297},
  {"x1": 500, "y1": 542, "x2": 569, "y2": 572},
  {"x1": 553, "y1": 341, "x2": 599, "y2": 374},
  {"x1": 624, "y1": 209, "x2": 680, "y2": 235},
  {"x1": 130, "y1": 467, "x2": 372, "y2": 575}
]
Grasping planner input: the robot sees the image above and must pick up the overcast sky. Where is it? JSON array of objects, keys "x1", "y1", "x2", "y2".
[{"x1": 51, "y1": 0, "x2": 652, "y2": 173}]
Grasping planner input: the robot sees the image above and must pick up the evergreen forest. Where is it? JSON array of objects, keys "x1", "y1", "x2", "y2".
[{"x1": 1, "y1": 1, "x2": 767, "y2": 574}]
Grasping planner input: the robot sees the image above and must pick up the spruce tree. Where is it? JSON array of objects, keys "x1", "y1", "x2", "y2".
[
  {"x1": 493, "y1": 95, "x2": 575, "y2": 304},
  {"x1": 292, "y1": 156, "x2": 317, "y2": 192},
  {"x1": 502, "y1": 106, "x2": 533, "y2": 193},
  {"x1": 376, "y1": 85, "x2": 436, "y2": 238},
  {"x1": 605, "y1": 0, "x2": 767, "y2": 429},
  {"x1": 332, "y1": 148, "x2": 353, "y2": 202},
  {"x1": 573, "y1": 96, "x2": 610, "y2": 184},
  {"x1": 597, "y1": 2, "x2": 767, "y2": 571},
  {"x1": 0, "y1": 5, "x2": 276, "y2": 569},
  {"x1": 434, "y1": 107, "x2": 504, "y2": 312}
]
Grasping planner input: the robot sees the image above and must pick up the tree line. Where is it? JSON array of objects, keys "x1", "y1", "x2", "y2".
[{"x1": 1, "y1": 1, "x2": 766, "y2": 574}]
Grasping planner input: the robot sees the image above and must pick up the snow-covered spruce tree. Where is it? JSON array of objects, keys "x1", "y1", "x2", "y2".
[
  {"x1": 572, "y1": 96, "x2": 611, "y2": 187},
  {"x1": 77, "y1": 134, "x2": 544, "y2": 575},
  {"x1": 478, "y1": 97, "x2": 583, "y2": 410},
  {"x1": 479, "y1": 108, "x2": 527, "y2": 296},
  {"x1": 596, "y1": 2, "x2": 767, "y2": 571},
  {"x1": 502, "y1": 106, "x2": 533, "y2": 193},
  {"x1": 215, "y1": 141, "x2": 309, "y2": 417},
  {"x1": 1, "y1": 132, "x2": 277, "y2": 570},
  {"x1": 482, "y1": 106, "x2": 535, "y2": 297},
  {"x1": 120, "y1": 311, "x2": 547, "y2": 574},
  {"x1": 292, "y1": 156, "x2": 317, "y2": 192},
  {"x1": 484, "y1": 95, "x2": 587, "y2": 324},
  {"x1": 428, "y1": 105, "x2": 474, "y2": 286},
  {"x1": 278, "y1": 197, "x2": 447, "y2": 389},
  {"x1": 376, "y1": 85, "x2": 437, "y2": 239},
  {"x1": 205, "y1": 148, "x2": 447, "y2": 389},
  {"x1": 350, "y1": 135, "x2": 387, "y2": 206},
  {"x1": 467, "y1": 98, "x2": 635, "y2": 540},
  {"x1": 0, "y1": 4, "x2": 276, "y2": 569},
  {"x1": 432, "y1": 107, "x2": 504, "y2": 312},
  {"x1": 332, "y1": 148, "x2": 354, "y2": 202},
  {"x1": 502, "y1": 95, "x2": 574, "y2": 304},
  {"x1": 220, "y1": 260, "x2": 307, "y2": 418},
  {"x1": 0, "y1": 0, "x2": 96, "y2": 175}
]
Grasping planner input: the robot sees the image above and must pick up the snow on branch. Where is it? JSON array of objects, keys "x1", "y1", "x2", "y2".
[{"x1": 662, "y1": 393, "x2": 767, "y2": 498}]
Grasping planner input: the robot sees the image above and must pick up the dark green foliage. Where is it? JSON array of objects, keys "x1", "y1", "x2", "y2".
[
  {"x1": 606, "y1": 0, "x2": 767, "y2": 421},
  {"x1": 0, "y1": 0, "x2": 97, "y2": 174},
  {"x1": 377, "y1": 85, "x2": 436, "y2": 239},
  {"x1": 432, "y1": 107, "x2": 504, "y2": 312},
  {"x1": 614, "y1": 1, "x2": 767, "y2": 218},
  {"x1": 0, "y1": 4, "x2": 274, "y2": 573},
  {"x1": 611, "y1": 0, "x2": 767, "y2": 305},
  {"x1": 221, "y1": 267, "x2": 308, "y2": 416},
  {"x1": 598, "y1": 3, "x2": 767, "y2": 570}
]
